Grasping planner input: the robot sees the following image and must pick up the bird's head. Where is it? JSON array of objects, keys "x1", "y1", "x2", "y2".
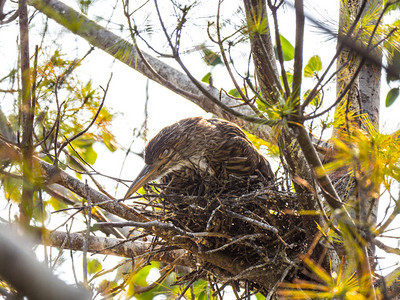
[{"x1": 124, "y1": 117, "x2": 206, "y2": 199}]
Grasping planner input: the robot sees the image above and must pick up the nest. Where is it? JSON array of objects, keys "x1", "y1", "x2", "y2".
[{"x1": 134, "y1": 171, "x2": 311, "y2": 291}]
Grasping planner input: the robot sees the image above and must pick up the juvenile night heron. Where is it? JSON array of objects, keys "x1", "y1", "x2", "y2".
[{"x1": 124, "y1": 117, "x2": 274, "y2": 199}]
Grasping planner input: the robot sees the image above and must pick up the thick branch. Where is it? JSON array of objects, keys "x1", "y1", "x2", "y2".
[
  {"x1": 0, "y1": 139, "x2": 145, "y2": 222},
  {"x1": 28, "y1": 0, "x2": 273, "y2": 143},
  {"x1": 243, "y1": 0, "x2": 281, "y2": 103},
  {"x1": 0, "y1": 225, "x2": 89, "y2": 300},
  {"x1": 292, "y1": 0, "x2": 304, "y2": 107},
  {"x1": 293, "y1": 125, "x2": 344, "y2": 210},
  {"x1": 43, "y1": 230, "x2": 194, "y2": 267}
]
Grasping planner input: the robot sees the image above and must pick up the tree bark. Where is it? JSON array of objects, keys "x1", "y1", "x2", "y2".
[
  {"x1": 243, "y1": 0, "x2": 321, "y2": 243},
  {"x1": 40, "y1": 230, "x2": 194, "y2": 267}
]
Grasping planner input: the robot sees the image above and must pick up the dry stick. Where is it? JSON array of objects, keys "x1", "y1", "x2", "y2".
[
  {"x1": 305, "y1": 57, "x2": 366, "y2": 120},
  {"x1": 97, "y1": 220, "x2": 227, "y2": 239},
  {"x1": 122, "y1": 0, "x2": 203, "y2": 105},
  {"x1": 294, "y1": 122, "x2": 377, "y2": 296},
  {"x1": 33, "y1": 98, "x2": 65, "y2": 147},
  {"x1": 224, "y1": 209, "x2": 290, "y2": 248},
  {"x1": 376, "y1": 201, "x2": 400, "y2": 235},
  {"x1": 176, "y1": 275, "x2": 198, "y2": 300},
  {"x1": 266, "y1": 264, "x2": 293, "y2": 300},
  {"x1": 50, "y1": 228, "x2": 70, "y2": 270},
  {"x1": 205, "y1": 234, "x2": 265, "y2": 254},
  {"x1": 1, "y1": 136, "x2": 148, "y2": 231},
  {"x1": 304, "y1": 4, "x2": 392, "y2": 117},
  {"x1": 302, "y1": 0, "x2": 395, "y2": 112}
]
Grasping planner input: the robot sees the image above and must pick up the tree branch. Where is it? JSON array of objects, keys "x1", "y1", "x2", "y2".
[
  {"x1": 41, "y1": 229, "x2": 195, "y2": 267},
  {"x1": 243, "y1": 0, "x2": 282, "y2": 103},
  {"x1": 28, "y1": 0, "x2": 274, "y2": 143},
  {"x1": 0, "y1": 138, "x2": 146, "y2": 222},
  {"x1": 19, "y1": 0, "x2": 34, "y2": 226},
  {"x1": 0, "y1": 225, "x2": 89, "y2": 300},
  {"x1": 292, "y1": 0, "x2": 304, "y2": 109}
]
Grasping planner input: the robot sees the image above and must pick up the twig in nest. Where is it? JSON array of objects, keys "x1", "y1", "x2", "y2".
[
  {"x1": 225, "y1": 209, "x2": 290, "y2": 248},
  {"x1": 97, "y1": 221, "x2": 229, "y2": 239},
  {"x1": 205, "y1": 234, "x2": 266, "y2": 254}
]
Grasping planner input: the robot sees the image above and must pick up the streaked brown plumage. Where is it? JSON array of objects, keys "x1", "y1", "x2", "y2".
[{"x1": 124, "y1": 117, "x2": 274, "y2": 199}]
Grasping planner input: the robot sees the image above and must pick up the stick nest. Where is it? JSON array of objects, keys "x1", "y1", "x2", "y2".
[{"x1": 135, "y1": 171, "x2": 310, "y2": 289}]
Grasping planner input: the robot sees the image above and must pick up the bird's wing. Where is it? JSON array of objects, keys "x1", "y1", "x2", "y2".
[
  {"x1": 213, "y1": 136, "x2": 274, "y2": 181},
  {"x1": 206, "y1": 118, "x2": 274, "y2": 181}
]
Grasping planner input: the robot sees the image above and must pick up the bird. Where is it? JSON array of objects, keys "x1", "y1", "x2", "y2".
[{"x1": 124, "y1": 117, "x2": 274, "y2": 199}]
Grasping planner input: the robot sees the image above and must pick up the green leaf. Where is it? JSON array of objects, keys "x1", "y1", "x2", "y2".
[
  {"x1": 281, "y1": 72, "x2": 293, "y2": 88},
  {"x1": 79, "y1": 0, "x2": 93, "y2": 14},
  {"x1": 87, "y1": 258, "x2": 102, "y2": 274},
  {"x1": 71, "y1": 137, "x2": 94, "y2": 148},
  {"x1": 385, "y1": 0, "x2": 400, "y2": 12},
  {"x1": 102, "y1": 131, "x2": 117, "y2": 152},
  {"x1": 83, "y1": 144, "x2": 98, "y2": 165},
  {"x1": 275, "y1": 35, "x2": 294, "y2": 61},
  {"x1": 303, "y1": 89, "x2": 322, "y2": 107},
  {"x1": 127, "y1": 262, "x2": 162, "y2": 299},
  {"x1": 304, "y1": 55, "x2": 322, "y2": 78},
  {"x1": 201, "y1": 72, "x2": 212, "y2": 84},
  {"x1": 132, "y1": 262, "x2": 161, "y2": 287},
  {"x1": 198, "y1": 44, "x2": 223, "y2": 66},
  {"x1": 70, "y1": 138, "x2": 97, "y2": 165},
  {"x1": 228, "y1": 88, "x2": 240, "y2": 98},
  {"x1": 32, "y1": 195, "x2": 49, "y2": 222},
  {"x1": 386, "y1": 87, "x2": 399, "y2": 107},
  {"x1": 48, "y1": 196, "x2": 68, "y2": 211},
  {"x1": 255, "y1": 292, "x2": 266, "y2": 300},
  {"x1": 2, "y1": 176, "x2": 22, "y2": 202}
]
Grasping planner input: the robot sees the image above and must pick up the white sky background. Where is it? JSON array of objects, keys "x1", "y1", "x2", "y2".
[{"x1": 0, "y1": 0, "x2": 400, "y2": 293}]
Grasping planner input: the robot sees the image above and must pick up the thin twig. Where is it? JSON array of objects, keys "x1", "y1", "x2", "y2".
[{"x1": 83, "y1": 180, "x2": 91, "y2": 285}]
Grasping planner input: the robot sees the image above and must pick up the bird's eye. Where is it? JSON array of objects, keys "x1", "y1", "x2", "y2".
[{"x1": 160, "y1": 148, "x2": 170, "y2": 158}]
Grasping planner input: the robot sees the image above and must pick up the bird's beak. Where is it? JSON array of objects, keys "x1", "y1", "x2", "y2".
[{"x1": 124, "y1": 161, "x2": 163, "y2": 199}]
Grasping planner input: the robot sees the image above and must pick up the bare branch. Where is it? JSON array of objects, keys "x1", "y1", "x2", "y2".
[
  {"x1": 43, "y1": 230, "x2": 195, "y2": 267},
  {"x1": 28, "y1": 0, "x2": 274, "y2": 142}
]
